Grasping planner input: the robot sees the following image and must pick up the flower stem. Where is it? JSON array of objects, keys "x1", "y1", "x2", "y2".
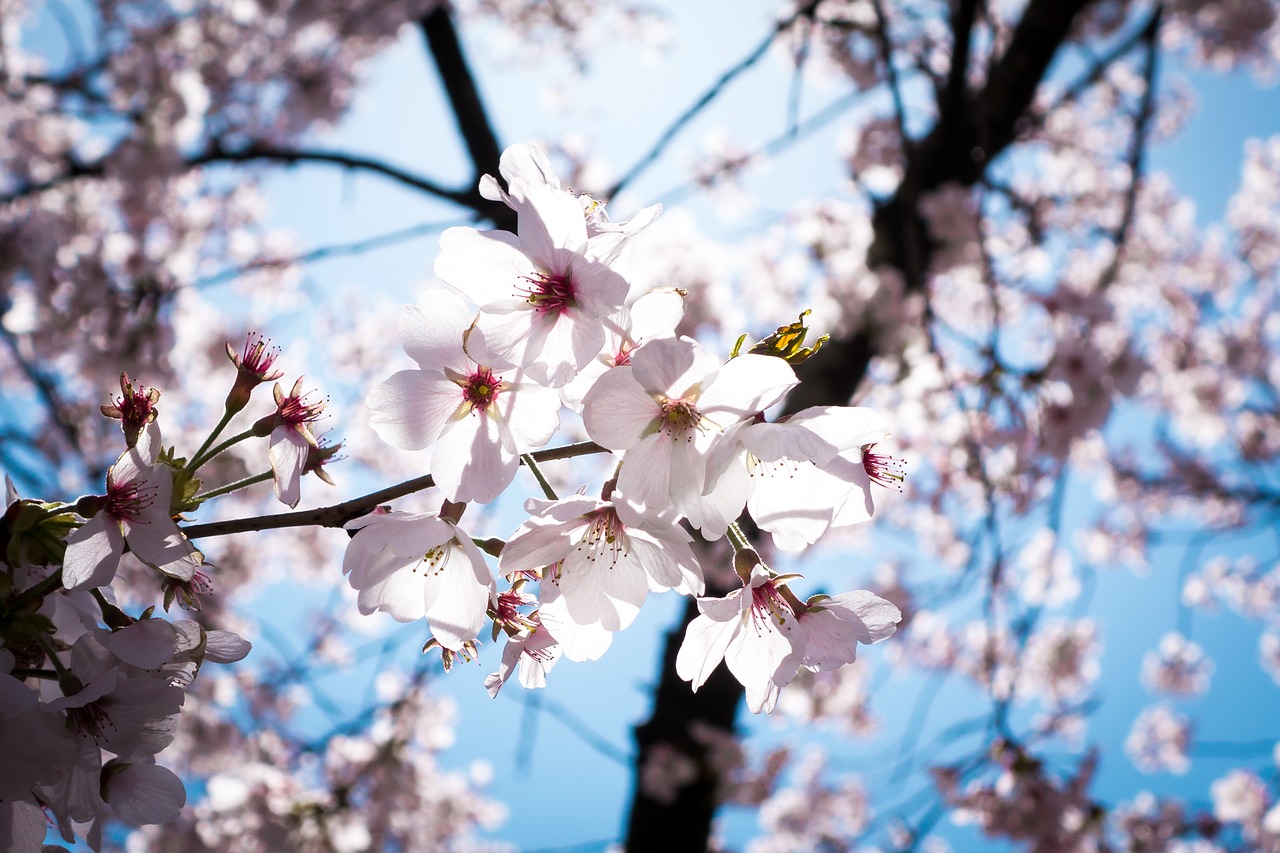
[
  {"x1": 12, "y1": 569, "x2": 65, "y2": 609},
  {"x1": 191, "y1": 409, "x2": 237, "y2": 469},
  {"x1": 521, "y1": 454, "x2": 559, "y2": 501},
  {"x1": 190, "y1": 427, "x2": 257, "y2": 472},
  {"x1": 194, "y1": 471, "x2": 273, "y2": 503},
  {"x1": 726, "y1": 521, "x2": 753, "y2": 554}
]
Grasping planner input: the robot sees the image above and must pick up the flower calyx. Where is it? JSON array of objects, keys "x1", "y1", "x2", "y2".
[{"x1": 225, "y1": 333, "x2": 284, "y2": 416}]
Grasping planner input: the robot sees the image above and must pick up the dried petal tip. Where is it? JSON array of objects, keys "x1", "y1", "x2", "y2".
[
  {"x1": 424, "y1": 638, "x2": 479, "y2": 672},
  {"x1": 746, "y1": 309, "x2": 829, "y2": 365},
  {"x1": 862, "y1": 443, "x2": 906, "y2": 491},
  {"x1": 101, "y1": 373, "x2": 160, "y2": 448}
]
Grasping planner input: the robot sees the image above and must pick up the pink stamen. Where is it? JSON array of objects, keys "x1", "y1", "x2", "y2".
[{"x1": 518, "y1": 271, "x2": 576, "y2": 315}]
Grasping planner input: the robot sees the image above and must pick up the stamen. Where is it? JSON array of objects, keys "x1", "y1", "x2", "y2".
[
  {"x1": 578, "y1": 509, "x2": 628, "y2": 568},
  {"x1": 517, "y1": 271, "x2": 576, "y2": 315},
  {"x1": 462, "y1": 367, "x2": 502, "y2": 411},
  {"x1": 862, "y1": 444, "x2": 906, "y2": 491}
]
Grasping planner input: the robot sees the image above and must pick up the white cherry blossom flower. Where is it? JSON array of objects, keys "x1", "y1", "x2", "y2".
[
  {"x1": 583, "y1": 336, "x2": 797, "y2": 528},
  {"x1": 436, "y1": 177, "x2": 644, "y2": 387},
  {"x1": 677, "y1": 564, "x2": 900, "y2": 714},
  {"x1": 62, "y1": 444, "x2": 201, "y2": 591},
  {"x1": 498, "y1": 494, "x2": 704, "y2": 643},
  {"x1": 265, "y1": 377, "x2": 326, "y2": 508},
  {"x1": 484, "y1": 614, "x2": 562, "y2": 698},
  {"x1": 367, "y1": 290, "x2": 560, "y2": 503},
  {"x1": 698, "y1": 405, "x2": 898, "y2": 547},
  {"x1": 343, "y1": 509, "x2": 496, "y2": 652}
]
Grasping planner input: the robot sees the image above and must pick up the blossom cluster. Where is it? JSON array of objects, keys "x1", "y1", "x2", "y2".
[
  {"x1": 352, "y1": 143, "x2": 903, "y2": 713},
  {"x1": 0, "y1": 346, "x2": 331, "y2": 847}
]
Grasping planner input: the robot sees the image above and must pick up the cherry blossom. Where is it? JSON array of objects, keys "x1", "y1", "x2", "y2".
[
  {"x1": 263, "y1": 378, "x2": 327, "y2": 509},
  {"x1": 367, "y1": 289, "x2": 560, "y2": 503},
  {"x1": 435, "y1": 156, "x2": 654, "y2": 387},
  {"x1": 498, "y1": 494, "x2": 704, "y2": 639},
  {"x1": 343, "y1": 509, "x2": 496, "y2": 652},
  {"x1": 677, "y1": 563, "x2": 899, "y2": 714},
  {"x1": 62, "y1": 443, "x2": 202, "y2": 591},
  {"x1": 583, "y1": 335, "x2": 798, "y2": 527}
]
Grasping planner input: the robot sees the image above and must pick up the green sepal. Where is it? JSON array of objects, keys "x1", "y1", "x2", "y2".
[{"x1": 2, "y1": 501, "x2": 76, "y2": 568}]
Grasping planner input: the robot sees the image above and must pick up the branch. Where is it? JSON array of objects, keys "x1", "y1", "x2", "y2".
[
  {"x1": 1096, "y1": 5, "x2": 1163, "y2": 291},
  {"x1": 1, "y1": 142, "x2": 477, "y2": 209},
  {"x1": 190, "y1": 140, "x2": 474, "y2": 204},
  {"x1": 181, "y1": 441, "x2": 606, "y2": 540},
  {"x1": 607, "y1": 1, "x2": 821, "y2": 199},
  {"x1": 419, "y1": 6, "x2": 514, "y2": 230},
  {"x1": 870, "y1": 0, "x2": 911, "y2": 150},
  {"x1": 195, "y1": 217, "x2": 467, "y2": 289}
]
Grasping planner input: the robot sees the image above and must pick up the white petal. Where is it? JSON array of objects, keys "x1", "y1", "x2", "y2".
[
  {"x1": 499, "y1": 382, "x2": 561, "y2": 452},
  {"x1": 423, "y1": 538, "x2": 494, "y2": 651},
  {"x1": 104, "y1": 762, "x2": 187, "y2": 825},
  {"x1": 63, "y1": 514, "x2": 123, "y2": 590},
  {"x1": 675, "y1": 611, "x2": 738, "y2": 691},
  {"x1": 582, "y1": 366, "x2": 656, "y2": 451},
  {"x1": 400, "y1": 290, "x2": 473, "y2": 372},
  {"x1": 612, "y1": 433, "x2": 675, "y2": 526},
  {"x1": 498, "y1": 514, "x2": 575, "y2": 575},
  {"x1": 106, "y1": 620, "x2": 177, "y2": 670},
  {"x1": 539, "y1": 578, "x2": 615, "y2": 662},
  {"x1": 432, "y1": 412, "x2": 517, "y2": 504},
  {"x1": 268, "y1": 428, "x2": 308, "y2": 508},
  {"x1": 698, "y1": 354, "x2": 797, "y2": 424},
  {"x1": 203, "y1": 630, "x2": 252, "y2": 664},
  {"x1": 517, "y1": 183, "x2": 587, "y2": 263},
  {"x1": 630, "y1": 336, "x2": 719, "y2": 398},
  {"x1": 627, "y1": 287, "x2": 686, "y2": 342},
  {"x1": 435, "y1": 227, "x2": 531, "y2": 306},
  {"x1": 367, "y1": 369, "x2": 462, "y2": 451}
]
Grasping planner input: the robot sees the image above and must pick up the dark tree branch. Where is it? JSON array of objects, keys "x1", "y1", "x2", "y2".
[
  {"x1": 870, "y1": 0, "x2": 911, "y2": 151},
  {"x1": 624, "y1": 594, "x2": 745, "y2": 853},
  {"x1": 181, "y1": 441, "x2": 606, "y2": 540},
  {"x1": 943, "y1": 0, "x2": 981, "y2": 124},
  {"x1": 607, "y1": 1, "x2": 821, "y2": 199},
  {"x1": 192, "y1": 141, "x2": 473, "y2": 203},
  {"x1": 1097, "y1": 5, "x2": 1163, "y2": 291},
  {"x1": 0, "y1": 142, "x2": 476, "y2": 208},
  {"x1": 196, "y1": 217, "x2": 467, "y2": 289},
  {"x1": 419, "y1": 6, "x2": 514, "y2": 231}
]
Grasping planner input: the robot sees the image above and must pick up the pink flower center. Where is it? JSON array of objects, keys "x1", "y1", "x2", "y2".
[
  {"x1": 462, "y1": 367, "x2": 502, "y2": 411},
  {"x1": 659, "y1": 398, "x2": 702, "y2": 438},
  {"x1": 519, "y1": 271, "x2": 576, "y2": 315},
  {"x1": 862, "y1": 443, "x2": 905, "y2": 491},
  {"x1": 749, "y1": 580, "x2": 793, "y2": 631},
  {"x1": 278, "y1": 390, "x2": 325, "y2": 426},
  {"x1": 236, "y1": 333, "x2": 283, "y2": 380},
  {"x1": 105, "y1": 477, "x2": 157, "y2": 521},
  {"x1": 496, "y1": 590, "x2": 536, "y2": 632}
]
